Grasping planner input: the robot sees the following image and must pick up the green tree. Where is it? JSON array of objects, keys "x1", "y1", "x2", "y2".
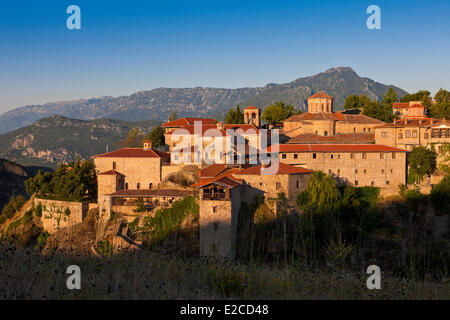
[
  {"x1": 429, "y1": 88, "x2": 450, "y2": 119},
  {"x1": 407, "y1": 146, "x2": 437, "y2": 184},
  {"x1": 261, "y1": 101, "x2": 300, "y2": 125},
  {"x1": 343, "y1": 94, "x2": 360, "y2": 110},
  {"x1": 0, "y1": 195, "x2": 27, "y2": 224},
  {"x1": 430, "y1": 176, "x2": 450, "y2": 215},
  {"x1": 24, "y1": 159, "x2": 97, "y2": 201},
  {"x1": 224, "y1": 105, "x2": 244, "y2": 124},
  {"x1": 147, "y1": 126, "x2": 165, "y2": 148},
  {"x1": 401, "y1": 90, "x2": 432, "y2": 108},
  {"x1": 119, "y1": 127, "x2": 145, "y2": 148},
  {"x1": 297, "y1": 171, "x2": 340, "y2": 213}
]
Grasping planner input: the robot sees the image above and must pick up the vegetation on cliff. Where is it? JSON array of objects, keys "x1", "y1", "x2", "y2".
[{"x1": 24, "y1": 159, "x2": 97, "y2": 202}]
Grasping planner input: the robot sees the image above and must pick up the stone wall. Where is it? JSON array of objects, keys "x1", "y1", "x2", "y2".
[
  {"x1": 279, "y1": 151, "x2": 407, "y2": 188},
  {"x1": 34, "y1": 198, "x2": 88, "y2": 234}
]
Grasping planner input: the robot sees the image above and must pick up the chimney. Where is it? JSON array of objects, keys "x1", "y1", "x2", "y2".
[{"x1": 143, "y1": 139, "x2": 152, "y2": 150}]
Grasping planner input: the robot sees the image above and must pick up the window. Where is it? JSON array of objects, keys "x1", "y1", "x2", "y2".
[
  {"x1": 355, "y1": 169, "x2": 358, "y2": 174},
  {"x1": 353, "y1": 128, "x2": 356, "y2": 133},
  {"x1": 276, "y1": 182, "x2": 281, "y2": 190},
  {"x1": 337, "y1": 169, "x2": 340, "y2": 176},
  {"x1": 125, "y1": 183, "x2": 128, "y2": 190},
  {"x1": 137, "y1": 183, "x2": 140, "y2": 190},
  {"x1": 386, "y1": 181, "x2": 390, "y2": 185},
  {"x1": 313, "y1": 153, "x2": 317, "y2": 159},
  {"x1": 363, "y1": 169, "x2": 367, "y2": 174},
  {"x1": 350, "y1": 153, "x2": 354, "y2": 159},
  {"x1": 294, "y1": 154, "x2": 298, "y2": 159},
  {"x1": 412, "y1": 130, "x2": 417, "y2": 138},
  {"x1": 213, "y1": 206, "x2": 217, "y2": 213},
  {"x1": 330, "y1": 154, "x2": 334, "y2": 159},
  {"x1": 381, "y1": 132, "x2": 387, "y2": 138},
  {"x1": 282, "y1": 153, "x2": 287, "y2": 159},
  {"x1": 324, "y1": 131, "x2": 328, "y2": 136},
  {"x1": 380, "y1": 153, "x2": 384, "y2": 159},
  {"x1": 392, "y1": 152, "x2": 396, "y2": 159},
  {"x1": 371, "y1": 182, "x2": 374, "y2": 186},
  {"x1": 337, "y1": 154, "x2": 341, "y2": 159},
  {"x1": 368, "y1": 128, "x2": 371, "y2": 132},
  {"x1": 363, "y1": 128, "x2": 366, "y2": 132},
  {"x1": 424, "y1": 133, "x2": 429, "y2": 139},
  {"x1": 406, "y1": 130, "x2": 411, "y2": 138},
  {"x1": 259, "y1": 182, "x2": 263, "y2": 187},
  {"x1": 296, "y1": 181, "x2": 300, "y2": 188},
  {"x1": 112, "y1": 161, "x2": 117, "y2": 170},
  {"x1": 382, "y1": 169, "x2": 385, "y2": 174},
  {"x1": 328, "y1": 169, "x2": 332, "y2": 174},
  {"x1": 355, "y1": 181, "x2": 359, "y2": 186},
  {"x1": 362, "y1": 153, "x2": 367, "y2": 159},
  {"x1": 390, "y1": 169, "x2": 393, "y2": 174},
  {"x1": 149, "y1": 183, "x2": 152, "y2": 189},
  {"x1": 398, "y1": 132, "x2": 403, "y2": 139}
]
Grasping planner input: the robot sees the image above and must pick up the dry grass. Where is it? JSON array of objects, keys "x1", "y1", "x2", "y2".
[{"x1": 0, "y1": 242, "x2": 449, "y2": 300}]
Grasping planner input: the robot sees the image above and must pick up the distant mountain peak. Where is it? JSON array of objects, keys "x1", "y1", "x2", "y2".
[{"x1": 0, "y1": 67, "x2": 408, "y2": 134}]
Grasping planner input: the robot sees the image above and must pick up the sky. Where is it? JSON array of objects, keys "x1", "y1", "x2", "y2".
[{"x1": 0, "y1": 0, "x2": 449, "y2": 114}]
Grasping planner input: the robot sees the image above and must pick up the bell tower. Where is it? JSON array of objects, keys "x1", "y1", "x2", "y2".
[{"x1": 244, "y1": 106, "x2": 261, "y2": 127}]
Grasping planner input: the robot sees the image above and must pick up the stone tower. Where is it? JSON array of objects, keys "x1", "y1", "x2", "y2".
[
  {"x1": 244, "y1": 106, "x2": 261, "y2": 127},
  {"x1": 307, "y1": 92, "x2": 334, "y2": 113}
]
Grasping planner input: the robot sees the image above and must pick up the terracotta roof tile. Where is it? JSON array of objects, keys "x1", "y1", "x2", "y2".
[
  {"x1": 309, "y1": 92, "x2": 333, "y2": 99},
  {"x1": 284, "y1": 112, "x2": 384, "y2": 124},
  {"x1": 235, "y1": 163, "x2": 312, "y2": 175},
  {"x1": 162, "y1": 118, "x2": 216, "y2": 128},
  {"x1": 94, "y1": 148, "x2": 170, "y2": 158},
  {"x1": 109, "y1": 189, "x2": 194, "y2": 197},
  {"x1": 244, "y1": 105, "x2": 259, "y2": 110}
]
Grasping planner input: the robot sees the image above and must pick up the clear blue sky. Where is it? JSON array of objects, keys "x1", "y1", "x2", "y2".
[{"x1": 0, "y1": 0, "x2": 449, "y2": 113}]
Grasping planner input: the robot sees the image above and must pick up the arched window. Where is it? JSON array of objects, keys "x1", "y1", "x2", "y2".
[
  {"x1": 324, "y1": 131, "x2": 328, "y2": 136},
  {"x1": 137, "y1": 183, "x2": 140, "y2": 190},
  {"x1": 125, "y1": 183, "x2": 128, "y2": 190},
  {"x1": 149, "y1": 183, "x2": 152, "y2": 189},
  {"x1": 113, "y1": 161, "x2": 116, "y2": 170}
]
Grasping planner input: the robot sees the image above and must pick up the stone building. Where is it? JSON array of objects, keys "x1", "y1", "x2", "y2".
[
  {"x1": 93, "y1": 141, "x2": 170, "y2": 195},
  {"x1": 308, "y1": 92, "x2": 334, "y2": 113},
  {"x1": 283, "y1": 112, "x2": 385, "y2": 137},
  {"x1": 191, "y1": 162, "x2": 312, "y2": 258},
  {"x1": 392, "y1": 102, "x2": 427, "y2": 119},
  {"x1": 244, "y1": 105, "x2": 261, "y2": 127},
  {"x1": 267, "y1": 144, "x2": 407, "y2": 188},
  {"x1": 375, "y1": 118, "x2": 450, "y2": 153}
]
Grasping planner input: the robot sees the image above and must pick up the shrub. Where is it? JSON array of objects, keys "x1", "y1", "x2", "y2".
[
  {"x1": 1, "y1": 195, "x2": 27, "y2": 224},
  {"x1": 35, "y1": 231, "x2": 50, "y2": 249},
  {"x1": 431, "y1": 176, "x2": 450, "y2": 215},
  {"x1": 97, "y1": 240, "x2": 113, "y2": 256}
]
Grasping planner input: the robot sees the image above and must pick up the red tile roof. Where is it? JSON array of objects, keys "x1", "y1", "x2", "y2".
[
  {"x1": 224, "y1": 124, "x2": 260, "y2": 134},
  {"x1": 267, "y1": 144, "x2": 407, "y2": 153},
  {"x1": 191, "y1": 176, "x2": 242, "y2": 188},
  {"x1": 199, "y1": 164, "x2": 230, "y2": 178},
  {"x1": 245, "y1": 105, "x2": 259, "y2": 110},
  {"x1": 308, "y1": 92, "x2": 333, "y2": 99},
  {"x1": 376, "y1": 118, "x2": 449, "y2": 128},
  {"x1": 162, "y1": 118, "x2": 216, "y2": 128},
  {"x1": 235, "y1": 163, "x2": 312, "y2": 175},
  {"x1": 284, "y1": 112, "x2": 384, "y2": 124},
  {"x1": 167, "y1": 124, "x2": 227, "y2": 136},
  {"x1": 94, "y1": 148, "x2": 170, "y2": 158},
  {"x1": 393, "y1": 102, "x2": 425, "y2": 109}
]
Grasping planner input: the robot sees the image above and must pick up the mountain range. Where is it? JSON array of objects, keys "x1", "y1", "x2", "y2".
[
  {"x1": 0, "y1": 116, "x2": 160, "y2": 168},
  {"x1": 0, "y1": 67, "x2": 408, "y2": 134}
]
